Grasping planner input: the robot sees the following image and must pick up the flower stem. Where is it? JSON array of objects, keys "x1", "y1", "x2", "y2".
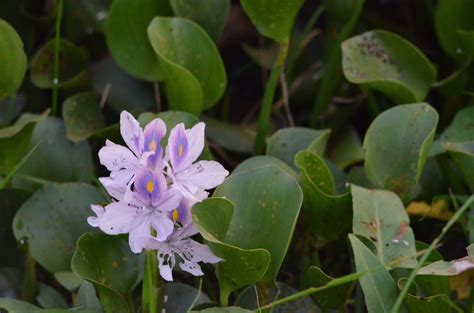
[
  {"x1": 142, "y1": 250, "x2": 162, "y2": 313},
  {"x1": 51, "y1": 0, "x2": 63, "y2": 116},
  {"x1": 253, "y1": 42, "x2": 288, "y2": 155},
  {"x1": 390, "y1": 195, "x2": 474, "y2": 313}
]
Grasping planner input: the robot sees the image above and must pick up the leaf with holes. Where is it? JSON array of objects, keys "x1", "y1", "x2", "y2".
[
  {"x1": 351, "y1": 184, "x2": 417, "y2": 268},
  {"x1": 342, "y1": 30, "x2": 436, "y2": 103}
]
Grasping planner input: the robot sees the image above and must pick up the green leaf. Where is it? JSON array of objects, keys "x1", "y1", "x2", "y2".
[
  {"x1": 434, "y1": 0, "x2": 474, "y2": 58},
  {"x1": 294, "y1": 150, "x2": 352, "y2": 240},
  {"x1": 307, "y1": 266, "x2": 352, "y2": 311},
  {"x1": 0, "y1": 109, "x2": 49, "y2": 174},
  {"x1": 163, "y1": 283, "x2": 210, "y2": 312},
  {"x1": 457, "y1": 30, "x2": 474, "y2": 58},
  {"x1": 266, "y1": 127, "x2": 331, "y2": 167},
  {"x1": 328, "y1": 128, "x2": 364, "y2": 169},
  {"x1": 213, "y1": 165, "x2": 303, "y2": 286},
  {"x1": 12, "y1": 183, "x2": 106, "y2": 273},
  {"x1": 441, "y1": 106, "x2": 474, "y2": 143},
  {"x1": 0, "y1": 298, "x2": 41, "y2": 312},
  {"x1": 14, "y1": 117, "x2": 94, "y2": 189},
  {"x1": 0, "y1": 19, "x2": 27, "y2": 100},
  {"x1": 342, "y1": 30, "x2": 436, "y2": 103},
  {"x1": 63, "y1": 92, "x2": 105, "y2": 143},
  {"x1": 191, "y1": 307, "x2": 252, "y2": 313},
  {"x1": 37, "y1": 283, "x2": 68, "y2": 309},
  {"x1": 232, "y1": 156, "x2": 297, "y2": 180},
  {"x1": 54, "y1": 271, "x2": 83, "y2": 292},
  {"x1": 363, "y1": 103, "x2": 438, "y2": 201},
  {"x1": 0, "y1": 189, "x2": 30, "y2": 267},
  {"x1": 192, "y1": 198, "x2": 271, "y2": 303},
  {"x1": 106, "y1": 0, "x2": 172, "y2": 81},
  {"x1": 76, "y1": 281, "x2": 103, "y2": 313},
  {"x1": 62, "y1": 0, "x2": 110, "y2": 40},
  {"x1": 240, "y1": 0, "x2": 304, "y2": 42},
  {"x1": 147, "y1": 17, "x2": 227, "y2": 114},
  {"x1": 234, "y1": 282, "x2": 318, "y2": 312},
  {"x1": 396, "y1": 278, "x2": 453, "y2": 313},
  {"x1": 418, "y1": 244, "x2": 474, "y2": 276},
  {"x1": 170, "y1": 0, "x2": 230, "y2": 41},
  {"x1": 351, "y1": 185, "x2": 417, "y2": 268},
  {"x1": 349, "y1": 234, "x2": 401, "y2": 313},
  {"x1": 72, "y1": 233, "x2": 142, "y2": 313},
  {"x1": 91, "y1": 58, "x2": 155, "y2": 114},
  {"x1": 30, "y1": 39, "x2": 88, "y2": 89},
  {"x1": 202, "y1": 116, "x2": 255, "y2": 154},
  {"x1": 443, "y1": 141, "x2": 474, "y2": 192}
]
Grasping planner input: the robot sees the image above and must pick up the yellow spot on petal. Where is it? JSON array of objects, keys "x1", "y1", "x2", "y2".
[
  {"x1": 149, "y1": 140, "x2": 157, "y2": 151},
  {"x1": 146, "y1": 180, "x2": 154, "y2": 193},
  {"x1": 172, "y1": 208, "x2": 179, "y2": 223},
  {"x1": 178, "y1": 144, "x2": 183, "y2": 158}
]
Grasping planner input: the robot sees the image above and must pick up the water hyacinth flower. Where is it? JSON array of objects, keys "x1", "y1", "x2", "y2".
[
  {"x1": 89, "y1": 111, "x2": 228, "y2": 281},
  {"x1": 98, "y1": 111, "x2": 166, "y2": 201},
  {"x1": 151, "y1": 199, "x2": 223, "y2": 281},
  {"x1": 166, "y1": 123, "x2": 229, "y2": 201},
  {"x1": 90, "y1": 168, "x2": 180, "y2": 253}
]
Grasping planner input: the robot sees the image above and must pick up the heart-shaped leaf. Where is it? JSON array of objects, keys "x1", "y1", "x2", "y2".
[
  {"x1": 363, "y1": 103, "x2": 438, "y2": 201},
  {"x1": 170, "y1": 0, "x2": 230, "y2": 41},
  {"x1": 351, "y1": 184, "x2": 417, "y2": 268},
  {"x1": 202, "y1": 116, "x2": 255, "y2": 154},
  {"x1": 30, "y1": 39, "x2": 88, "y2": 89},
  {"x1": 76, "y1": 281, "x2": 103, "y2": 313},
  {"x1": 240, "y1": 0, "x2": 305, "y2": 42},
  {"x1": 13, "y1": 183, "x2": 106, "y2": 273},
  {"x1": 328, "y1": 128, "x2": 364, "y2": 169},
  {"x1": 349, "y1": 234, "x2": 400, "y2": 313},
  {"x1": 213, "y1": 165, "x2": 302, "y2": 285},
  {"x1": 397, "y1": 278, "x2": 452, "y2": 313},
  {"x1": 192, "y1": 198, "x2": 271, "y2": 304},
  {"x1": 294, "y1": 150, "x2": 352, "y2": 240},
  {"x1": 147, "y1": 17, "x2": 227, "y2": 114},
  {"x1": 72, "y1": 233, "x2": 143, "y2": 313},
  {"x1": 14, "y1": 117, "x2": 94, "y2": 189},
  {"x1": 0, "y1": 109, "x2": 49, "y2": 174},
  {"x1": 0, "y1": 19, "x2": 27, "y2": 100},
  {"x1": 266, "y1": 127, "x2": 331, "y2": 167},
  {"x1": 342, "y1": 30, "x2": 436, "y2": 103},
  {"x1": 63, "y1": 92, "x2": 105, "y2": 143},
  {"x1": 106, "y1": 0, "x2": 172, "y2": 81},
  {"x1": 37, "y1": 283, "x2": 68, "y2": 309}
]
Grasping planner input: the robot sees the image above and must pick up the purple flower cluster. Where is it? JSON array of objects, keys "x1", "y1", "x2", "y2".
[{"x1": 88, "y1": 111, "x2": 228, "y2": 281}]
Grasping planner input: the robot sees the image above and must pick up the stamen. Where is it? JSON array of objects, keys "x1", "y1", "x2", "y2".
[
  {"x1": 149, "y1": 140, "x2": 157, "y2": 151},
  {"x1": 172, "y1": 208, "x2": 179, "y2": 223},
  {"x1": 146, "y1": 180, "x2": 154, "y2": 193}
]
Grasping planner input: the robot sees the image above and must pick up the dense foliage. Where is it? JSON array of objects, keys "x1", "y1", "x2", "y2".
[{"x1": 0, "y1": 0, "x2": 474, "y2": 312}]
